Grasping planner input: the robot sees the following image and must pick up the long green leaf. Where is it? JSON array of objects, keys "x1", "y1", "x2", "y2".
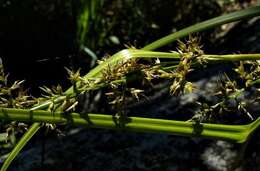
[
  {"x1": 143, "y1": 6, "x2": 260, "y2": 50},
  {"x1": 0, "y1": 123, "x2": 40, "y2": 171}
]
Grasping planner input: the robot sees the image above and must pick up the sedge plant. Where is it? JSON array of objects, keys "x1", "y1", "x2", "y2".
[{"x1": 1, "y1": 6, "x2": 260, "y2": 171}]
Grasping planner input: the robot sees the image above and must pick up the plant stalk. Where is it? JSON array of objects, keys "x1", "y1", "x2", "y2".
[{"x1": 1, "y1": 107, "x2": 259, "y2": 143}]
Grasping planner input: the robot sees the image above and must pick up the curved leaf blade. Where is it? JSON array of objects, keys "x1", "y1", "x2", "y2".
[{"x1": 143, "y1": 6, "x2": 260, "y2": 50}]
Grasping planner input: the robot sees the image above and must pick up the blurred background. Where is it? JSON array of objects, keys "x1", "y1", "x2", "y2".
[{"x1": 1, "y1": 0, "x2": 260, "y2": 170}]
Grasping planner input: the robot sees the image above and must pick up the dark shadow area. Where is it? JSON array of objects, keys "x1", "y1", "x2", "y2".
[
  {"x1": 0, "y1": 1, "x2": 76, "y2": 94},
  {"x1": 192, "y1": 121, "x2": 204, "y2": 135}
]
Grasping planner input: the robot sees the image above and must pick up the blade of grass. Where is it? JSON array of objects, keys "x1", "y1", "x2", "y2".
[
  {"x1": 143, "y1": 6, "x2": 260, "y2": 50},
  {"x1": 0, "y1": 123, "x2": 40, "y2": 171}
]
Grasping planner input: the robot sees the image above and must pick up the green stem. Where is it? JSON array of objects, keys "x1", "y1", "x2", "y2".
[
  {"x1": 1, "y1": 107, "x2": 259, "y2": 143},
  {"x1": 203, "y1": 54, "x2": 260, "y2": 61}
]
